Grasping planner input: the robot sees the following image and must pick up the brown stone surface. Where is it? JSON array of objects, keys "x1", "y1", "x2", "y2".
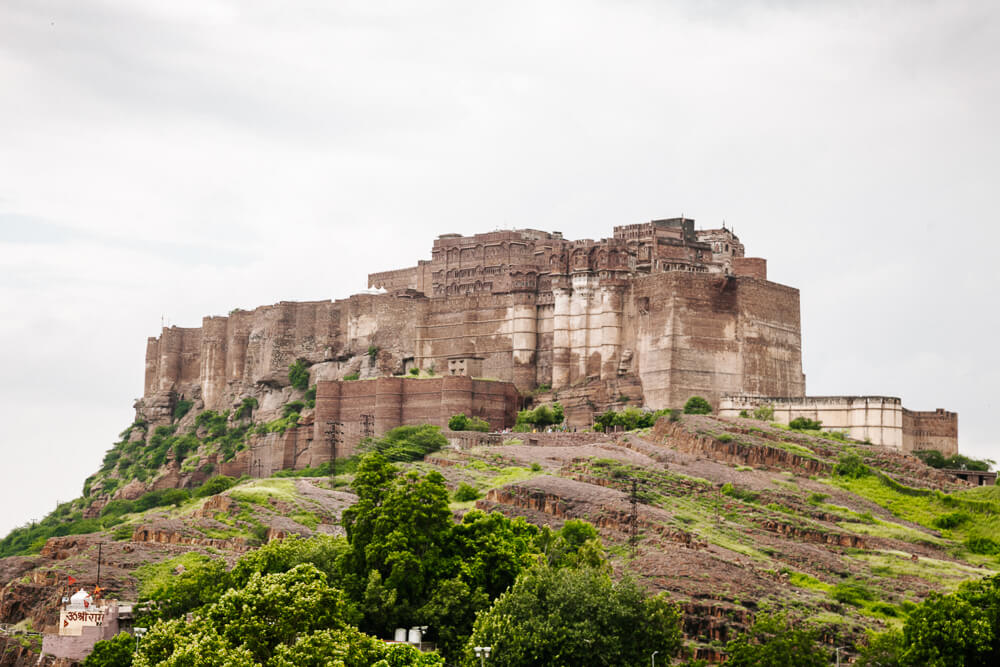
[
  {"x1": 138, "y1": 219, "x2": 805, "y2": 431},
  {"x1": 903, "y1": 408, "x2": 959, "y2": 455}
]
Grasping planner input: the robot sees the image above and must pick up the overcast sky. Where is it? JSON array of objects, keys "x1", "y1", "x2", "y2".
[{"x1": 1, "y1": 0, "x2": 998, "y2": 536}]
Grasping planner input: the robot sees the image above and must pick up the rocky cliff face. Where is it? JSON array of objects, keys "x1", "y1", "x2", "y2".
[{"x1": 140, "y1": 294, "x2": 424, "y2": 424}]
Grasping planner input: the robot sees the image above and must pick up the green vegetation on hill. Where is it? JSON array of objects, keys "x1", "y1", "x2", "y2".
[
  {"x1": 448, "y1": 413, "x2": 490, "y2": 432},
  {"x1": 513, "y1": 402, "x2": 564, "y2": 431},
  {"x1": 0, "y1": 475, "x2": 243, "y2": 558},
  {"x1": 288, "y1": 358, "x2": 310, "y2": 391},
  {"x1": 82, "y1": 453, "x2": 682, "y2": 665},
  {"x1": 593, "y1": 406, "x2": 671, "y2": 432},
  {"x1": 683, "y1": 396, "x2": 712, "y2": 414},
  {"x1": 915, "y1": 449, "x2": 993, "y2": 472}
]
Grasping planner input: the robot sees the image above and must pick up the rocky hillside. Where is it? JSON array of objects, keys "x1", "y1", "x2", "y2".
[{"x1": 2, "y1": 413, "x2": 998, "y2": 664}]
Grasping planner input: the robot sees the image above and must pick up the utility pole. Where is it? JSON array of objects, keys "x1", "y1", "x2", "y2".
[
  {"x1": 96, "y1": 543, "x2": 102, "y2": 589},
  {"x1": 360, "y1": 413, "x2": 375, "y2": 440},
  {"x1": 629, "y1": 478, "x2": 639, "y2": 558},
  {"x1": 325, "y1": 420, "x2": 343, "y2": 480}
]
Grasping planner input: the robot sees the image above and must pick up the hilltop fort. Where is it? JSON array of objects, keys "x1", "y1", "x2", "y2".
[{"x1": 138, "y1": 217, "x2": 956, "y2": 474}]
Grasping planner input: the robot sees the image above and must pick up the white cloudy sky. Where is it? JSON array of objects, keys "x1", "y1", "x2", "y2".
[{"x1": 1, "y1": 0, "x2": 998, "y2": 536}]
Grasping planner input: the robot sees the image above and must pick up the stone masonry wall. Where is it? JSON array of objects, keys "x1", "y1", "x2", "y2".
[
  {"x1": 312, "y1": 376, "x2": 518, "y2": 457},
  {"x1": 903, "y1": 408, "x2": 958, "y2": 455}
]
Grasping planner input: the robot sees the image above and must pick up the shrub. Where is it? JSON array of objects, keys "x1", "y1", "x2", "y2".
[
  {"x1": 739, "y1": 410, "x2": 749, "y2": 418},
  {"x1": 173, "y1": 398, "x2": 194, "y2": 421},
  {"x1": 721, "y1": 483, "x2": 759, "y2": 503},
  {"x1": 717, "y1": 433, "x2": 734, "y2": 443},
  {"x1": 592, "y1": 407, "x2": 670, "y2": 432},
  {"x1": 516, "y1": 403, "x2": 565, "y2": 428},
  {"x1": 288, "y1": 359, "x2": 309, "y2": 391},
  {"x1": 343, "y1": 372, "x2": 360, "y2": 381},
  {"x1": 668, "y1": 409, "x2": 682, "y2": 422},
  {"x1": 195, "y1": 476, "x2": 237, "y2": 498},
  {"x1": 408, "y1": 367, "x2": 420, "y2": 376},
  {"x1": 807, "y1": 492, "x2": 829, "y2": 505},
  {"x1": 531, "y1": 462, "x2": 542, "y2": 472},
  {"x1": 831, "y1": 581, "x2": 875, "y2": 606},
  {"x1": 789, "y1": 417, "x2": 822, "y2": 431},
  {"x1": 111, "y1": 525, "x2": 133, "y2": 541},
  {"x1": 448, "y1": 413, "x2": 490, "y2": 432},
  {"x1": 453, "y1": 483, "x2": 480, "y2": 502},
  {"x1": 683, "y1": 396, "x2": 712, "y2": 415},
  {"x1": 833, "y1": 453, "x2": 870, "y2": 479},
  {"x1": 234, "y1": 396, "x2": 258, "y2": 421},
  {"x1": 751, "y1": 404, "x2": 774, "y2": 421},
  {"x1": 367, "y1": 345, "x2": 379, "y2": 359},
  {"x1": 282, "y1": 401, "x2": 306, "y2": 418},
  {"x1": 966, "y1": 536, "x2": 1000, "y2": 555},
  {"x1": 933, "y1": 511, "x2": 971, "y2": 530}
]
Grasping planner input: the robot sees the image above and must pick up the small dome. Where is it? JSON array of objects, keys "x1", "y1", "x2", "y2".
[{"x1": 70, "y1": 589, "x2": 92, "y2": 605}]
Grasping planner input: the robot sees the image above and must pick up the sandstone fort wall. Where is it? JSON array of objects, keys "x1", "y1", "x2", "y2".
[{"x1": 903, "y1": 408, "x2": 959, "y2": 455}]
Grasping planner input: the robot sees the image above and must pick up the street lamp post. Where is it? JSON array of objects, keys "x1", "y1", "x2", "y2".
[
  {"x1": 134, "y1": 627, "x2": 147, "y2": 654},
  {"x1": 836, "y1": 646, "x2": 847, "y2": 667},
  {"x1": 651, "y1": 650, "x2": 659, "y2": 667},
  {"x1": 473, "y1": 645, "x2": 492, "y2": 667}
]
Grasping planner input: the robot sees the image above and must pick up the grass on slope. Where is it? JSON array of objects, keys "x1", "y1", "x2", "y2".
[{"x1": 826, "y1": 472, "x2": 1000, "y2": 563}]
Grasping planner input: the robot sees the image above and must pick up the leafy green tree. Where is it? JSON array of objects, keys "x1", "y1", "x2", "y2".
[
  {"x1": 134, "y1": 619, "x2": 256, "y2": 667},
  {"x1": 446, "y1": 510, "x2": 541, "y2": 598},
  {"x1": 140, "y1": 553, "x2": 231, "y2": 622},
  {"x1": 514, "y1": 403, "x2": 565, "y2": 428},
  {"x1": 724, "y1": 613, "x2": 829, "y2": 667},
  {"x1": 418, "y1": 577, "x2": 490, "y2": 660},
  {"x1": 202, "y1": 564, "x2": 353, "y2": 664},
  {"x1": 855, "y1": 629, "x2": 904, "y2": 667},
  {"x1": 682, "y1": 396, "x2": 712, "y2": 415},
  {"x1": 902, "y1": 578, "x2": 999, "y2": 667},
  {"x1": 536, "y1": 518, "x2": 607, "y2": 569},
  {"x1": 448, "y1": 413, "x2": 490, "y2": 432},
  {"x1": 230, "y1": 533, "x2": 349, "y2": 590},
  {"x1": 83, "y1": 631, "x2": 134, "y2": 666},
  {"x1": 465, "y1": 564, "x2": 682, "y2": 667},
  {"x1": 341, "y1": 455, "x2": 453, "y2": 633},
  {"x1": 269, "y1": 627, "x2": 444, "y2": 667}
]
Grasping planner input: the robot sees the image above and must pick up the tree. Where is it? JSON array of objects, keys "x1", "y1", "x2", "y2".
[
  {"x1": 341, "y1": 456, "x2": 454, "y2": 634},
  {"x1": 448, "y1": 413, "x2": 490, "y2": 432},
  {"x1": 202, "y1": 564, "x2": 354, "y2": 663},
  {"x1": 83, "y1": 632, "x2": 134, "y2": 666},
  {"x1": 902, "y1": 585, "x2": 997, "y2": 666},
  {"x1": 724, "y1": 613, "x2": 829, "y2": 667},
  {"x1": 139, "y1": 553, "x2": 231, "y2": 622},
  {"x1": 269, "y1": 627, "x2": 444, "y2": 667},
  {"x1": 855, "y1": 629, "x2": 905, "y2": 667},
  {"x1": 683, "y1": 396, "x2": 712, "y2": 415},
  {"x1": 514, "y1": 403, "x2": 565, "y2": 429},
  {"x1": 465, "y1": 564, "x2": 682, "y2": 667}
]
